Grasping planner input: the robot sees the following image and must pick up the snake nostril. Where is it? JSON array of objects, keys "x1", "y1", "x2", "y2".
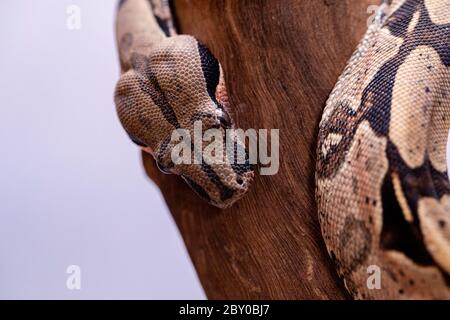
[{"x1": 237, "y1": 178, "x2": 244, "y2": 185}]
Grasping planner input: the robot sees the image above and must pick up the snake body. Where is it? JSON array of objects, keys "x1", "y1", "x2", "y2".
[
  {"x1": 316, "y1": 0, "x2": 450, "y2": 299},
  {"x1": 114, "y1": 0, "x2": 254, "y2": 208}
]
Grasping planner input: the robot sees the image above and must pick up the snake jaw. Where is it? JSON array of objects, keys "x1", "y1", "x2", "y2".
[{"x1": 150, "y1": 119, "x2": 254, "y2": 208}]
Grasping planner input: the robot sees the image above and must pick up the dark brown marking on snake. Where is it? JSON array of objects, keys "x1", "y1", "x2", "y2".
[
  {"x1": 155, "y1": 135, "x2": 173, "y2": 168},
  {"x1": 182, "y1": 135, "x2": 238, "y2": 202},
  {"x1": 385, "y1": 0, "x2": 450, "y2": 67},
  {"x1": 229, "y1": 139, "x2": 253, "y2": 177},
  {"x1": 115, "y1": 82, "x2": 154, "y2": 141},
  {"x1": 119, "y1": 32, "x2": 134, "y2": 71},
  {"x1": 384, "y1": 0, "x2": 421, "y2": 37},
  {"x1": 120, "y1": 32, "x2": 134, "y2": 51},
  {"x1": 190, "y1": 112, "x2": 252, "y2": 178},
  {"x1": 386, "y1": 141, "x2": 450, "y2": 216},
  {"x1": 201, "y1": 163, "x2": 235, "y2": 202},
  {"x1": 149, "y1": 0, "x2": 172, "y2": 36},
  {"x1": 316, "y1": 100, "x2": 358, "y2": 179},
  {"x1": 338, "y1": 216, "x2": 372, "y2": 276},
  {"x1": 380, "y1": 171, "x2": 435, "y2": 266},
  {"x1": 183, "y1": 176, "x2": 211, "y2": 202},
  {"x1": 118, "y1": 0, "x2": 127, "y2": 9},
  {"x1": 131, "y1": 53, "x2": 181, "y2": 129},
  {"x1": 190, "y1": 112, "x2": 220, "y2": 127},
  {"x1": 197, "y1": 42, "x2": 221, "y2": 105}
]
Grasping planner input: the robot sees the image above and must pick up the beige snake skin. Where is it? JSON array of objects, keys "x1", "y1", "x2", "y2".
[
  {"x1": 114, "y1": 0, "x2": 254, "y2": 208},
  {"x1": 316, "y1": 0, "x2": 450, "y2": 299}
]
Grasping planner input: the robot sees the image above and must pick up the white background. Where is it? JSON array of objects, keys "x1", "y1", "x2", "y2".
[{"x1": 0, "y1": 0, "x2": 205, "y2": 299}]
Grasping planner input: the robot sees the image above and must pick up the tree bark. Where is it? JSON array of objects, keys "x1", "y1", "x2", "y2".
[{"x1": 143, "y1": 0, "x2": 378, "y2": 299}]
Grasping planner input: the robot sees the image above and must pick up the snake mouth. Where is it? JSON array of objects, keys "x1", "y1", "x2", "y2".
[{"x1": 181, "y1": 174, "x2": 249, "y2": 209}]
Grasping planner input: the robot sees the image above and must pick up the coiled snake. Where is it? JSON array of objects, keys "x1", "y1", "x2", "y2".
[
  {"x1": 316, "y1": 0, "x2": 450, "y2": 299},
  {"x1": 114, "y1": 0, "x2": 450, "y2": 298}
]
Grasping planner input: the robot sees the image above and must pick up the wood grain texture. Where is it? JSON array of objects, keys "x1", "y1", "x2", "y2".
[{"x1": 142, "y1": 0, "x2": 379, "y2": 299}]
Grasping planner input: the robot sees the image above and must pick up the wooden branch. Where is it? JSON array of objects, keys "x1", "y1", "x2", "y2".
[{"x1": 143, "y1": 0, "x2": 378, "y2": 299}]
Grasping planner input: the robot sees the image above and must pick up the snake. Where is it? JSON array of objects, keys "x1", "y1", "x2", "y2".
[
  {"x1": 114, "y1": 0, "x2": 254, "y2": 208},
  {"x1": 115, "y1": 0, "x2": 450, "y2": 299},
  {"x1": 316, "y1": 0, "x2": 450, "y2": 299}
]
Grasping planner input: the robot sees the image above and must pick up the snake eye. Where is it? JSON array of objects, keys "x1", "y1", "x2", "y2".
[{"x1": 156, "y1": 161, "x2": 172, "y2": 175}]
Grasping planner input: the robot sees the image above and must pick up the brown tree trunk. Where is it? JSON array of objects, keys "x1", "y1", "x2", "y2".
[{"x1": 143, "y1": 0, "x2": 378, "y2": 299}]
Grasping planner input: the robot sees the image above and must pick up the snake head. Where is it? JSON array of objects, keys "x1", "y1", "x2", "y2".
[
  {"x1": 115, "y1": 35, "x2": 254, "y2": 208},
  {"x1": 154, "y1": 123, "x2": 254, "y2": 209}
]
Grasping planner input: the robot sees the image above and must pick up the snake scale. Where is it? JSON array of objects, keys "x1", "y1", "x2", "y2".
[
  {"x1": 317, "y1": 0, "x2": 450, "y2": 299},
  {"x1": 114, "y1": 0, "x2": 450, "y2": 298}
]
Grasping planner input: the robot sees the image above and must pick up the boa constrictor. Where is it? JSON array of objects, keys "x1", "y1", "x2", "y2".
[
  {"x1": 115, "y1": 0, "x2": 449, "y2": 299},
  {"x1": 114, "y1": 0, "x2": 254, "y2": 208},
  {"x1": 316, "y1": 0, "x2": 450, "y2": 299}
]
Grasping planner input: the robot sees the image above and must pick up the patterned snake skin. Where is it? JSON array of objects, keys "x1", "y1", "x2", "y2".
[
  {"x1": 115, "y1": 0, "x2": 449, "y2": 298},
  {"x1": 114, "y1": 0, "x2": 254, "y2": 208},
  {"x1": 316, "y1": 0, "x2": 450, "y2": 299}
]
